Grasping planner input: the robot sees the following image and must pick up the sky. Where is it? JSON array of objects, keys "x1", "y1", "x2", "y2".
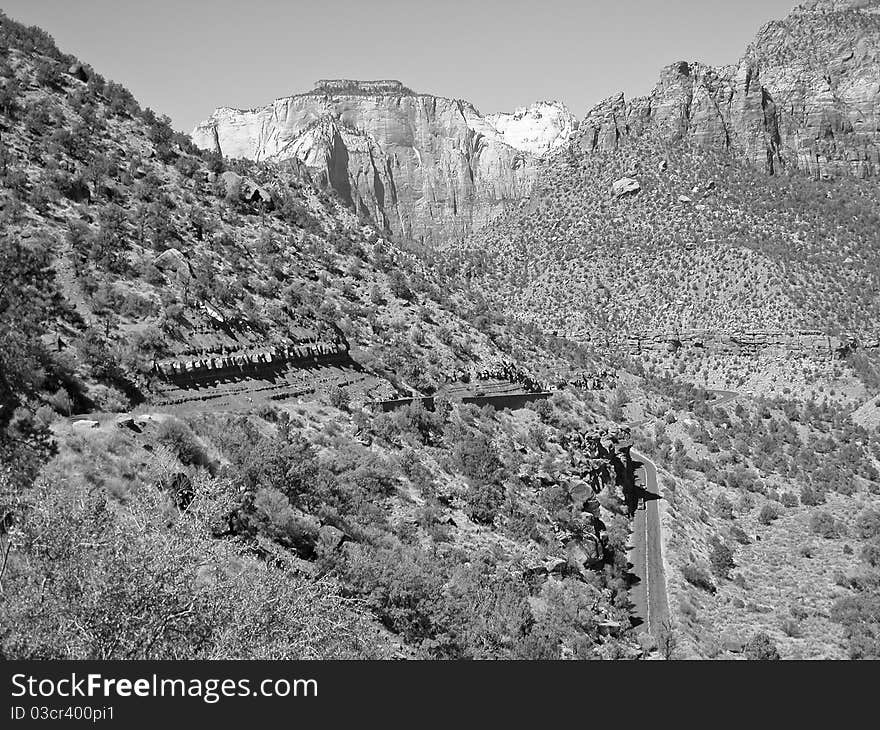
[{"x1": 1, "y1": 0, "x2": 797, "y2": 132}]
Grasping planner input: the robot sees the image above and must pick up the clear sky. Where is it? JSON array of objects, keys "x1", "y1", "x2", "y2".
[{"x1": 0, "y1": 0, "x2": 797, "y2": 132}]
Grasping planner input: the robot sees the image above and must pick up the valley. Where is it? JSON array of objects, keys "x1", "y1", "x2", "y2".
[{"x1": 2, "y1": 1, "x2": 880, "y2": 662}]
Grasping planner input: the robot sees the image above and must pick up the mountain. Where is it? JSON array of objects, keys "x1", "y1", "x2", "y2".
[
  {"x1": 452, "y1": 1, "x2": 880, "y2": 346},
  {"x1": 581, "y1": 0, "x2": 880, "y2": 179},
  {"x1": 192, "y1": 80, "x2": 577, "y2": 245},
  {"x1": 0, "y1": 12, "x2": 648, "y2": 661}
]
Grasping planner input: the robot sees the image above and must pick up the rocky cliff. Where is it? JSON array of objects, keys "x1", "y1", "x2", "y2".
[
  {"x1": 580, "y1": 0, "x2": 880, "y2": 179},
  {"x1": 192, "y1": 81, "x2": 577, "y2": 245}
]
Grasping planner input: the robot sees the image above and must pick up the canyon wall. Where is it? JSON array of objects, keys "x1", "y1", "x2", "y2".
[
  {"x1": 192, "y1": 81, "x2": 576, "y2": 245},
  {"x1": 580, "y1": 1, "x2": 880, "y2": 179}
]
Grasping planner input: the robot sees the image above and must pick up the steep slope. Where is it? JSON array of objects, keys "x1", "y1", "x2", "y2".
[
  {"x1": 581, "y1": 1, "x2": 880, "y2": 180},
  {"x1": 0, "y1": 14, "x2": 650, "y2": 661},
  {"x1": 192, "y1": 80, "x2": 576, "y2": 245},
  {"x1": 0, "y1": 41, "x2": 599, "y2": 415},
  {"x1": 457, "y1": 133, "x2": 880, "y2": 342}
]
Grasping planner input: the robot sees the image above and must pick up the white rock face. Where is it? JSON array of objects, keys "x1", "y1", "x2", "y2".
[
  {"x1": 483, "y1": 101, "x2": 578, "y2": 157},
  {"x1": 191, "y1": 82, "x2": 577, "y2": 244}
]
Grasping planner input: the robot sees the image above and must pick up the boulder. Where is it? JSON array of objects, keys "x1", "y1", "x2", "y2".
[
  {"x1": 219, "y1": 171, "x2": 243, "y2": 197},
  {"x1": 153, "y1": 248, "x2": 187, "y2": 270},
  {"x1": 318, "y1": 525, "x2": 346, "y2": 552},
  {"x1": 240, "y1": 178, "x2": 274, "y2": 208},
  {"x1": 115, "y1": 415, "x2": 142, "y2": 433},
  {"x1": 545, "y1": 556, "x2": 569, "y2": 574},
  {"x1": 72, "y1": 419, "x2": 99, "y2": 430},
  {"x1": 611, "y1": 177, "x2": 641, "y2": 198},
  {"x1": 67, "y1": 63, "x2": 88, "y2": 82},
  {"x1": 564, "y1": 537, "x2": 602, "y2": 574},
  {"x1": 152, "y1": 249, "x2": 192, "y2": 280}
]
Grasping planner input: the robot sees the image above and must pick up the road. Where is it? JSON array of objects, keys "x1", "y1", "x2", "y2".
[
  {"x1": 627, "y1": 448, "x2": 669, "y2": 640},
  {"x1": 626, "y1": 389, "x2": 738, "y2": 641}
]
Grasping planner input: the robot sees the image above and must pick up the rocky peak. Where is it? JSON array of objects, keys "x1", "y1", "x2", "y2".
[
  {"x1": 483, "y1": 101, "x2": 578, "y2": 157},
  {"x1": 792, "y1": 0, "x2": 880, "y2": 14},
  {"x1": 309, "y1": 79, "x2": 415, "y2": 96},
  {"x1": 193, "y1": 83, "x2": 576, "y2": 245},
  {"x1": 578, "y1": 1, "x2": 880, "y2": 179}
]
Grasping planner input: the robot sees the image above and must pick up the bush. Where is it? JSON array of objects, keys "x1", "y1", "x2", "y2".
[
  {"x1": 855, "y1": 508, "x2": 880, "y2": 540},
  {"x1": 0, "y1": 477, "x2": 383, "y2": 659},
  {"x1": 809, "y1": 511, "x2": 841, "y2": 539},
  {"x1": 781, "y1": 491, "x2": 799, "y2": 508},
  {"x1": 709, "y1": 536, "x2": 735, "y2": 580},
  {"x1": 88, "y1": 384, "x2": 130, "y2": 413},
  {"x1": 858, "y1": 539, "x2": 880, "y2": 568},
  {"x1": 47, "y1": 387, "x2": 73, "y2": 416},
  {"x1": 729, "y1": 524, "x2": 751, "y2": 544},
  {"x1": 682, "y1": 563, "x2": 716, "y2": 593},
  {"x1": 744, "y1": 632, "x2": 780, "y2": 660},
  {"x1": 464, "y1": 480, "x2": 505, "y2": 525},
  {"x1": 328, "y1": 386, "x2": 350, "y2": 411},
  {"x1": 714, "y1": 494, "x2": 734, "y2": 520},
  {"x1": 758, "y1": 503, "x2": 781, "y2": 526},
  {"x1": 156, "y1": 418, "x2": 208, "y2": 467},
  {"x1": 800, "y1": 484, "x2": 826, "y2": 507}
]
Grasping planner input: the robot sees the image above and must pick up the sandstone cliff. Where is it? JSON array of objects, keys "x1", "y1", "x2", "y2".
[
  {"x1": 580, "y1": 0, "x2": 880, "y2": 179},
  {"x1": 192, "y1": 81, "x2": 577, "y2": 245}
]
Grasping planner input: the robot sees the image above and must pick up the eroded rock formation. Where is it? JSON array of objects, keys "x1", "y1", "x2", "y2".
[
  {"x1": 192, "y1": 81, "x2": 576, "y2": 245},
  {"x1": 580, "y1": 1, "x2": 880, "y2": 179}
]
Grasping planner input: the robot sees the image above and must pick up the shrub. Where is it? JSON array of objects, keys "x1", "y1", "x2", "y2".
[
  {"x1": 744, "y1": 632, "x2": 781, "y2": 660},
  {"x1": 800, "y1": 484, "x2": 826, "y2": 506},
  {"x1": 0, "y1": 477, "x2": 382, "y2": 659},
  {"x1": 47, "y1": 387, "x2": 73, "y2": 416},
  {"x1": 328, "y1": 386, "x2": 350, "y2": 411},
  {"x1": 464, "y1": 480, "x2": 505, "y2": 525},
  {"x1": 682, "y1": 563, "x2": 716, "y2": 593},
  {"x1": 809, "y1": 511, "x2": 840, "y2": 539},
  {"x1": 758, "y1": 503, "x2": 781, "y2": 526},
  {"x1": 709, "y1": 536, "x2": 735, "y2": 580},
  {"x1": 799, "y1": 543, "x2": 818, "y2": 558},
  {"x1": 831, "y1": 593, "x2": 880, "y2": 659},
  {"x1": 858, "y1": 539, "x2": 880, "y2": 568},
  {"x1": 156, "y1": 418, "x2": 208, "y2": 467},
  {"x1": 855, "y1": 508, "x2": 880, "y2": 540},
  {"x1": 729, "y1": 524, "x2": 751, "y2": 544},
  {"x1": 714, "y1": 494, "x2": 734, "y2": 520}
]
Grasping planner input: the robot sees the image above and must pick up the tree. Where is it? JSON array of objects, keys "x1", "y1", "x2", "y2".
[
  {"x1": 0, "y1": 233, "x2": 58, "y2": 506},
  {"x1": 658, "y1": 616, "x2": 678, "y2": 660},
  {"x1": 709, "y1": 536, "x2": 735, "y2": 580}
]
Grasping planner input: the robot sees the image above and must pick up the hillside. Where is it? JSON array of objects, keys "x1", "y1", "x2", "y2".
[
  {"x1": 628, "y1": 377, "x2": 880, "y2": 659},
  {"x1": 0, "y1": 12, "x2": 645, "y2": 660},
  {"x1": 456, "y1": 135, "x2": 880, "y2": 341}
]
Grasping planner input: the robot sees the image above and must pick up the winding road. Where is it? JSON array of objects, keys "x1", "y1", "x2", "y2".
[
  {"x1": 627, "y1": 449, "x2": 670, "y2": 639},
  {"x1": 626, "y1": 389, "x2": 739, "y2": 640}
]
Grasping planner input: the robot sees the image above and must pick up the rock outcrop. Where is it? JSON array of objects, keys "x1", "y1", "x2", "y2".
[
  {"x1": 192, "y1": 81, "x2": 576, "y2": 245},
  {"x1": 580, "y1": 1, "x2": 880, "y2": 179}
]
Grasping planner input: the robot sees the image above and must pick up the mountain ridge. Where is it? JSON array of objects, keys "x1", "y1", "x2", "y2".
[{"x1": 191, "y1": 80, "x2": 576, "y2": 245}]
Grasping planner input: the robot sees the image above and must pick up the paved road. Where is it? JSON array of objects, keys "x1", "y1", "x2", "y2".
[
  {"x1": 626, "y1": 388, "x2": 738, "y2": 640},
  {"x1": 628, "y1": 448, "x2": 669, "y2": 639}
]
